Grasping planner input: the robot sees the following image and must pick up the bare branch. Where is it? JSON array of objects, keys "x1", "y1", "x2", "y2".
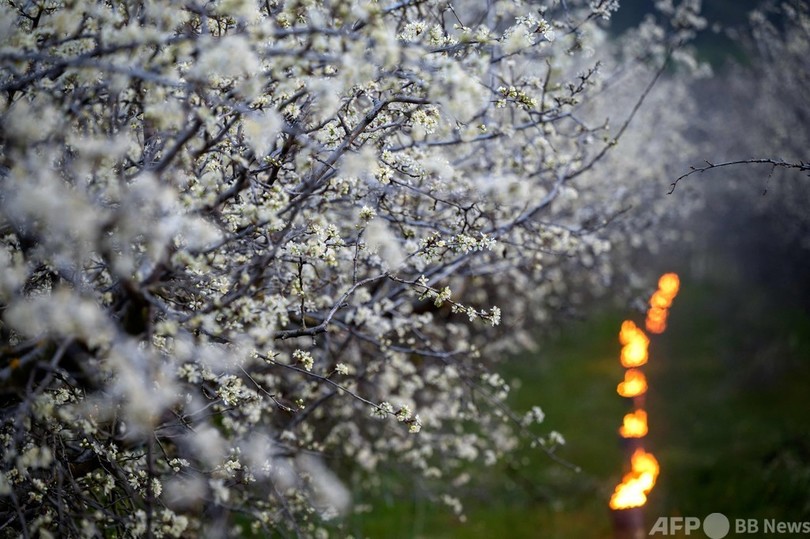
[{"x1": 669, "y1": 158, "x2": 810, "y2": 194}]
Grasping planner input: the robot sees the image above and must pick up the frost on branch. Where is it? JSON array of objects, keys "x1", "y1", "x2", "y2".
[{"x1": 0, "y1": 0, "x2": 701, "y2": 535}]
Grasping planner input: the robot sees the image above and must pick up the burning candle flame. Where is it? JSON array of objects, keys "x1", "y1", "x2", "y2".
[
  {"x1": 646, "y1": 307, "x2": 667, "y2": 324},
  {"x1": 611, "y1": 281, "x2": 671, "y2": 513},
  {"x1": 658, "y1": 273, "x2": 680, "y2": 298},
  {"x1": 619, "y1": 320, "x2": 644, "y2": 345},
  {"x1": 645, "y1": 306, "x2": 668, "y2": 334},
  {"x1": 617, "y1": 368, "x2": 648, "y2": 398},
  {"x1": 646, "y1": 273, "x2": 680, "y2": 334},
  {"x1": 619, "y1": 409, "x2": 648, "y2": 438},
  {"x1": 619, "y1": 322, "x2": 649, "y2": 368},
  {"x1": 649, "y1": 290, "x2": 673, "y2": 310},
  {"x1": 620, "y1": 340, "x2": 649, "y2": 368},
  {"x1": 609, "y1": 449, "x2": 660, "y2": 509}
]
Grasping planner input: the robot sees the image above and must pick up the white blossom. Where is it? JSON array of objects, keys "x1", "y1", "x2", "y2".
[
  {"x1": 364, "y1": 218, "x2": 406, "y2": 270},
  {"x1": 0, "y1": 0, "x2": 772, "y2": 533},
  {"x1": 243, "y1": 109, "x2": 284, "y2": 157}
]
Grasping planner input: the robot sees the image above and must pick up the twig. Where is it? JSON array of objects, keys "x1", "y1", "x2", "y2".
[
  {"x1": 274, "y1": 273, "x2": 387, "y2": 340},
  {"x1": 669, "y1": 158, "x2": 810, "y2": 194},
  {"x1": 566, "y1": 46, "x2": 673, "y2": 183}
]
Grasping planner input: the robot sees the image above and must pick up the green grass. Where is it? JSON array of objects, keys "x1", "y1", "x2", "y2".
[
  {"x1": 646, "y1": 279, "x2": 810, "y2": 527},
  {"x1": 345, "y1": 275, "x2": 810, "y2": 538}
]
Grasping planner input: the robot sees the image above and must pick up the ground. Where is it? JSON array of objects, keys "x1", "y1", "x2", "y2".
[{"x1": 348, "y1": 270, "x2": 810, "y2": 538}]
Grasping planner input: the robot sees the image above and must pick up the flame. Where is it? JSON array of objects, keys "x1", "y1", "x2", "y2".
[
  {"x1": 609, "y1": 479, "x2": 648, "y2": 509},
  {"x1": 645, "y1": 306, "x2": 668, "y2": 334},
  {"x1": 631, "y1": 449, "x2": 660, "y2": 483},
  {"x1": 645, "y1": 317, "x2": 667, "y2": 334},
  {"x1": 658, "y1": 273, "x2": 680, "y2": 298},
  {"x1": 619, "y1": 321, "x2": 649, "y2": 367},
  {"x1": 649, "y1": 290, "x2": 673, "y2": 310},
  {"x1": 645, "y1": 273, "x2": 680, "y2": 334},
  {"x1": 646, "y1": 307, "x2": 668, "y2": 324},
  {"x1": 619, "y1": 320, "x2": 645, "y2": 346},
  {"x1": 609, "y1": 449, "x2": 660, "y2": 509},
  {"x1": 619, "y1": 409, "x2": 648, "y2": 438},
  {"x1": 617, "y1": 369, "x2": 648, "y2": 398},
  {"x1": 620, "y1": 338, "x2": 649, "y2": 369}
]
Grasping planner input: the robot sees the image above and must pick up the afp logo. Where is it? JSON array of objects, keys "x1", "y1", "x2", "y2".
[{"x1": 649, "y1": 513, "x2": 730, "y2": 538}]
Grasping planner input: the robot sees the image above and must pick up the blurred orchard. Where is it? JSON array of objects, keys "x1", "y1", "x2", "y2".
[{"x1": 0, "y1": 0, "x2": 806, "y2": 536}]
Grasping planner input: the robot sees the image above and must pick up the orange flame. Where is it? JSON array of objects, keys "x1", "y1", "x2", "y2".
[
  {"x1": 617, "y1": 369, "x2": 648, "y2": 398},
  {"x1": 619, "y1": 409, "x2": 648, "y2": 438},
  {"x1": 619, "y1": 325, "x2": 649, "y2": 367},
  {"x1": 645, "y1": 306, "x2": 668, "y2": 334},
  {"x1": 609, "y1": 449, "x2": 660, "y2": 509},
  {"x1": 619, "y1": 320, "x2": 645, "y2": 346},
  {"x1": 645, "y1": 317, "x2": 667, "y2": 334},
  {"x1": 646, "y1": 307, "x2": 668, "y2": 324},
  {"x1": 658, "y1": 273, "x2": 680, "y2": 298},
  {"x1": 645, "y1": 273, "x2": 680, "y2": 334},
  {"x1": 649, "y1": 290, "x2": 673, "y2": 310}
]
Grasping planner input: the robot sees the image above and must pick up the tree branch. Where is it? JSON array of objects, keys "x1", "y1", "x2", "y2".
[{"x1": 669, "y1": 158, "x2": 810, "y2": 194}]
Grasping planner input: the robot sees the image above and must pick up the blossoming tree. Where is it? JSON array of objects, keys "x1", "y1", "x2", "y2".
[
  {"x1": 0, "y1": 0, "x2": 705, "y2": 536},
  {"x1": 669, "y1": 0, "x2": 810, "y2": 294}
]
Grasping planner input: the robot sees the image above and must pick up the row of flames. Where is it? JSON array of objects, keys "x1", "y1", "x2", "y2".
[{"x1": 609, "y1": 273, "x2": 680, "y2": 512}]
